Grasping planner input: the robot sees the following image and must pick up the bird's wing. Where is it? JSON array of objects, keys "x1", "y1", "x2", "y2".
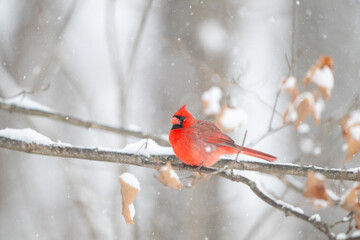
[{"x1": 189, "y1": 120, "x2": 239, "y2": 149}]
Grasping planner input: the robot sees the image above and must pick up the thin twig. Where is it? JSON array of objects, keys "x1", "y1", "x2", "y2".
[
  {"x1": 248, "y1": 124, "x2": 289, "y2": 147},
  {"x1": 0, "y1": 98, "x2": 169, "y2": 145},
  {"x1": 216, "y1": 172, "x2": 336, "y2": 239},
  {"x1": 127, "y1": 0, "x2": 153, "y2": 74},
  {"x1": 268, "y1": 90, "x2": 281, "y2": 131}
]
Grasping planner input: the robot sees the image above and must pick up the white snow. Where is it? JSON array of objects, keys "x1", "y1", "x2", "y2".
[
  {"x1": 350, "y1": 126, "x2": 360, "y2": 141},
  {"x1": 313, "y1": 199, "x2": 329, "y2": 208},
  {"x1": 201, "y1": 86, "x2": 222, "y2": 115},
  {"x1": 160, "y1": 164, "x2": 180, "y2": 181},
  {"x1": 347, "y1": 167, "x2": 360, "y2": 173},
  {"x1": 219, "y1": 107, "x2": 248, "y2": 131},
  {"x1": 276, "y1": 200, "x2": 304, "y2": 214},
  {"x1": 120, "y1": 139, "x2": 174, "y2": 157},
  {"x1": 312, "y1": 66, "x2": 334, "y2": 95},
  {"x1": 313, "y1": 146, "x2": 322, "y2": 156},
  {"x1": 351, "y1": 231, "x2": 360, "y2": 238},
  {"x1": 0, "y1": 95, "x2": 53, "y2": 112},
  {"x1": 299, "y1": 138, "x2": 314, "y2": 153},
  {"x1": 0, "y1": 128, "x2": 53, "y2": 145},
  {"x1": 347, "y1": 110, "x2": 360, "y2": 127},
  {"x1": 119, "y1": 172, "x2": 140, "y2": 190},
  {"x1": 336, "y1": 233, "x2": 347, "y2": 240},
  {"x1": 128, "y1": 203, "x2": 135, "y2": 220},
  {"x1": 313, "y1": 97, "x2": 325, "y2": 120},
  {"x1": 309, "y1": 214, "x2": 321, "y2": 222},
  {"x1": 297, "y1": 123, "x2": 310, "y2": 134},
  {"x1": 342, "y1": 143, "x2": 348, "y2": 152},
  {"x1": 198, "y1": 20, "x2": 226, "y2": 53},
  {"x1": 285, "y1": 104, "x2": 298, "y2": 122},
  {"x1": 280, "y1": 76, "x2": 297, "y2": 91}
]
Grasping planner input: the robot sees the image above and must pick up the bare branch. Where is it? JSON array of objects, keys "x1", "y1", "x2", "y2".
[
  {"x1": 217, "y1": 172, "x2": 335, "y2": 240},
  {"x1": 0, "y1": 98, "x2": 169, "y2": 146}
]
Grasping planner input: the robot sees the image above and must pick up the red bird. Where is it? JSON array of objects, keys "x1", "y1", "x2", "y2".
[{"x1": 169, "y1": 105, "x2": 277, "y2": 167}]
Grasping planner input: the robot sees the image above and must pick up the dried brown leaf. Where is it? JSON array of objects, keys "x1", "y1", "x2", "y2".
[
  {"x1": 304, "y1": 170, "x2": 332, "y2": 208},
  {"x1": 119, "y1": 173, "x2": 140, "y2": 224},
  {"x1": 342, "y1": 184, "x2": 360, "y2": 229},
  {"x1": 280, "y1": 76, "x2": 298, "y2": 102},
  {"x1": 303, "y1": 55, "x2": 334, "y2": 100},
  {"x1": 341, "y1": 112, "x2": 360, "y2": 162},
  {"x1": 158, "y1": 162, "x2": 182, "y2": 189}
]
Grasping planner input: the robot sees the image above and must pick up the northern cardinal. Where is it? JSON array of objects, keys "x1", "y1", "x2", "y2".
[{"x1": 169, "y1": 105, "x2": 277, "y2": 167}]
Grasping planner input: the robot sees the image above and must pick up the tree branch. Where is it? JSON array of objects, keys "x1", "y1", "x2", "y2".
[
  {"x1": 0, "y1": 98, "x2": 169, "y2": 146},
  {"x1": 0, "y1": 134, "x2": 350, "y2": 239},
  {"x1": 0, "y1": 134, "x2": 358, "y2": 182}
]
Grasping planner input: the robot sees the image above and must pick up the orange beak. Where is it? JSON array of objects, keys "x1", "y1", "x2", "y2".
[{"x1": 171, "y1": 117, "x2": 181, "y2": 125}]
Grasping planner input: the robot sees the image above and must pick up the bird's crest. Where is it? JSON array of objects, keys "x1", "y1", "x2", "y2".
[{"x1": 172, "y1": 104, "x2": 196, "y2": 128}]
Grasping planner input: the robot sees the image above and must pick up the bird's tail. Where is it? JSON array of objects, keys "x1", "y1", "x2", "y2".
[{"x1": 240, "y1": 147, "x2": 277, "y2": 162}]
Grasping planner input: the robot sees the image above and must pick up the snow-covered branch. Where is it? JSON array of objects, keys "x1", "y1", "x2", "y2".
[
  {"x1": 1, "y1": 128, "x2": 360, "y2": 239},
  {"x1": 0, "y1": 128, "x2": 358, "y2": 182},
  {"x1": 0, "y1": 97, "x2": 169, "y2": 145},
  {"x1": 0, "y1": 129, "x2": 349, "y2": 239}
]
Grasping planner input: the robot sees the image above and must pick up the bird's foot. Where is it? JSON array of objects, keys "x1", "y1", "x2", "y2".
[{"x1": 196, "y1": 162, "x2": 204, "y2": 174}]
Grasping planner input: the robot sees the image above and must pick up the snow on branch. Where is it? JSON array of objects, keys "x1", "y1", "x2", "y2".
[
  {"x1": 0, "y1": 96, "x2": 169, "y2": 146},
  {"x1": 0, "y1": 128, "x2": 358, "y2": 182},
  {"x1": 1, "y1": 128, "x2": 359, "y2": 239}
]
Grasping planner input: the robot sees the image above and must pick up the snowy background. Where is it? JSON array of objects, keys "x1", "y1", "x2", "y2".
[{"x1": 0, "y1": 0, "x2": 360, "y2": 239}]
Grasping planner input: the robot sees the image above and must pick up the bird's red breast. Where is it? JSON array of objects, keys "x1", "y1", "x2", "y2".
[{"x1": 169, "y1": 105, "x2": 277, "y2": 167}]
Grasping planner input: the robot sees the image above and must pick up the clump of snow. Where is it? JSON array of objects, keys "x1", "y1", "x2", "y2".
[
  {"x1": 309, "y1": 214, "x2": 321, "y2": 222},
  {"x1": 347, "y1": 167, "x2": 360, "y2": 173},
  {"x1": 0, "y1": 128, "x2": 53, "y2": 145},
  {"x1": 276, "y1": 200, "x2": 304, "y2": 214},
  {"x1": 350, "y1": 126, "x2": 360, "y2": 141},
  {"x1": 297, "y1": 123, "x2": 310, "y2": 134},
  {"x1": 342, "y1": 143, "x2": 348, "y2": 152},
  {"x1": 313, "y1": 199, "x2": 329, "y2": 208},
  {"x1": 347, "y1": 110, "x2": 360, "y2": 127},
  {"x1": 128, "y1": 203, "x2": 135, "y2": 220},
  {"x1": 295, "y1": 92, "x2": 325, "y2": 120},
  {"x1": 202, "y1": 86, "x2": 222, "y2": 115},
  {"x1": 299, "y1": 138, "x2": 314, "y2": 153},
  {"x1": 280, "y1": 76, "x2": 297, "y2": 91},
  {"x1": 198, "y1": 20, "x2": 226, "y2": 53},
  {"x1": 312, "y1": 66, "x2": 334, "y2": 96},
  {"x1": 313, "y1": 98, "x2": 325, "y2": 120},
  {"x1": 120, "y1": 139, "x2": 174, "y2": 157},
  {"x1": 0, "y1": 95, "x2": 53, "y2": 112},
  {"x1": 219, "y1": 107, "x2": 248, "y2": 131},
  {"x1": 351, "y1": 231, "x2": 360, "y2": 238},
  {"x1": 336, "y1": 233, "x2": 347, "y2": 240},
  {"x1": 284, "y1": 104, "x2": 298, "y2": 122},
  {"x1": 313, "y1": 146, "x2": 322, "y2": 156},
  {"x1": 119, "y1": 172, "x2": 140, "y2": 190}
]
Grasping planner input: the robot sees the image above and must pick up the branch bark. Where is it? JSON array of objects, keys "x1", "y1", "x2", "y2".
[{"x1": 0, "y1": 98, "x2": 169, "y2": 146}]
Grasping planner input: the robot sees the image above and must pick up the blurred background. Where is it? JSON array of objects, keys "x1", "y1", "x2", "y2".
[{"x1": 0, "y1": 0, "x2": 359, "y2": 239}]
